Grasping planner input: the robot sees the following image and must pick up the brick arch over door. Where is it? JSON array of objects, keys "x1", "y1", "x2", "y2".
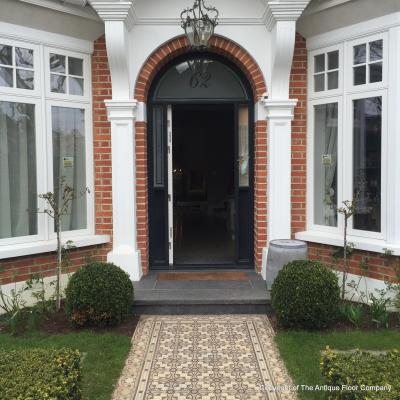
[
  {"x1": 135, "y1": 35, "x2": 267, "y2": 102},
  {"x1": 134, "y1": 35, "x2": 268, "y2": 274}
]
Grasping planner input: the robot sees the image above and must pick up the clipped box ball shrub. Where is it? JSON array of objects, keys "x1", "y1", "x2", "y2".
[
  {"x1": 321, "y1": 347, "x2": 400, "y2": 399},
  {"x1": 65, "y1": 262, "x2": 134, "y2": 327},
  {"x1": 0, "y1": 348, "x2": 81, "y2": 400},
  {"x1": 271, "y1": 260, "x2": 340, "y2": 329}
]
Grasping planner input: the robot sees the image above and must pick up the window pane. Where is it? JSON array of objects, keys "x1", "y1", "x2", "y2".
[
  {"x1": 314, "y1": 74, "x2": 324, "y2": 92},
  {"x1": 16, "y1": 69, "x2": 34, "y2": 90},
  {"x1": 0, "y1": 66, "x2": 13, "y2": 87},
  {"x1": 314, "y1": 54, "x2": 325, "y2": 73},
  {"x1": 69, "y1": 77, "x2": 84, "y2": 95},
  {"x1": 369, "y1": 40, "x2": 383, "y2": 62},
  {"x1": 327, "y1": 71, "x2": 338, "y2": 90},
  {"x1": 369, "y1": 62, "x2": 382, "y2": 83},
  {"x1": 328, "y1": 51, "x2": 339, "y2": 70},
  {"x1": 15, "y1": 47, "x2": 33, "y2": 68},
  {"x1": 0, "y1": 44, "x2": 12, "y2": 65},
  {"x1": 50, "y1": 53, "x2": 66, "y2": 73},
  {"x1": 314, "y1": 103, "x2": 338, "y2": 227},
  {"x1": 68, "y1": 57, "x2": 83, "y2": 76},
  {"x1": 353, "y1": 65, "x2": 366, "y2": 86},
  {"x1": 153, "y1": 106, "x2": 164, "y2": 187},
  {"x1": 52, "y1": 107, "x2": 87, "y2": 231},
  {"x1": 0, "y1": 101, "x2": 37, "y2": 239},
  {"x1": 51, "y1": 74, "x2": 66, "y2": 93},
  {"x1": 353, "y1": 97, "x2": 381, "y2": 232},
  {"x1": 353, "y1": 44, "x2": 366, "y2": 65},
  {"x1": 238, "y1": 105, "x2": 249, "y2": 187}
]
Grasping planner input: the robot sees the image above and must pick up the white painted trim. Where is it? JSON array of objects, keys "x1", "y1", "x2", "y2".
[
  {"x1": 308, "y1": 43, "x2": 344, "y2": 100},
  {"x1": 90, "y1": 1, "x2": 135, "y2": 31},
  {"x1": 0, "y1": 234, "x2": 110, "y2": 259},
  {"x1": 0, "y1": 22, "x2": 94, "y2": 54},
  {"x1": 0, "y1": 273, "x2": 72, "y2": 315},
  {"x1": 264, "y1": 1, "x2": 310, "y2": 31},
  {"x1": 302, "y1": 0, "x2": 352, "y2": 16},
  {"x1": 43, "y1": 47, "x2": 92, "y2": 103},
  {"x1": 337, "y1": 271, "x2": 397, "y2": 309},
  {"x1": 295, "y1": 230, "x2": 400, "y2": 256},
  {"x1": 265, "y1": 99, "x2": 297, "y2": 244},
  {"x1": 105, "y1": 100, "x2": 142, "y2": 281},
  {"x1": 306, "y1": 12, "x2": 400, "y2": 51},
  {"x1": 386, "y1": 26, "x2": 400, "y2": 245},
  {"x1": 17, "y1": 0, "x2": 100, "y2": 21},
  {"x1": 167, "y1": 105, "x2": 173, "y2": 267},
  {"x1": 306, "y1": 96, "x2": 344, "y2": 235}
]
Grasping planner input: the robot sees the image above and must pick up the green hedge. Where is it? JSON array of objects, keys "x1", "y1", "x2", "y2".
[
  {"x1": 321, "y1": 347, "x2": 400, "y2": 399},
  {"x1": 65, "y1": 262, "x2": 134, "y2": 327},
  {"x1": 0, "y1": 348, "x2": 81, "y2": 400},
  {"x1": 271, "y1": 260, "x2": 340, "y2": 329}
]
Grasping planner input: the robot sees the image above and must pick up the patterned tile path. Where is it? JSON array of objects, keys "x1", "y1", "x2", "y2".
[{"x1": 112, "y1": 315, "x2": 297, "y2": 400}]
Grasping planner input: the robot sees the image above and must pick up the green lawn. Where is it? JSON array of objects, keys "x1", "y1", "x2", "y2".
[
  {"x1": 275, "y1": 330, "x2": 400, "y2": 400},
  {"x1": 0, "y1": 332, "x2": 131, "y2": 400}
]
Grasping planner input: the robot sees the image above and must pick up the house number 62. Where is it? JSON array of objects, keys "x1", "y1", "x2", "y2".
[{"x1": 190, "y1": 72, "x2": 211, "y2": 88}]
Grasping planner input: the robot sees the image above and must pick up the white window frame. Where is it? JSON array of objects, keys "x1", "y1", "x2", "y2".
[
  {"x1": 46, "y1": 100, "x2": 94, "y2": 240},
  {"x1": 0, "y1": 94, "x2": 46, "y2": 245},
  {"x1": 307, "y1": 96, "x2": 343, "y2": 234},
  {"x1": 307, "y1": 33, "x2": 388, "y2": 241},
  {"x1": 0, "y1": 37, "x2": 95, "y2": 249},
  {"x1": 346, "y1": 32, "x2": 388, "y2": 94},
  {"x1": 344, "y1": 89, "x2": 387, "y2": 240},
  {"x1": 308, "y1": 43, "x2": 343, "y2": 99},
  {"x1": 0, "y1": 38, "x2": 41, "y2": 97},
  {"x1": 44, "y1": 47, "x2": 91, "y2": 103}
]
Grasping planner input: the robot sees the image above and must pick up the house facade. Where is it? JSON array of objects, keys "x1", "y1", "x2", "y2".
[{"x1": 1, "y1": 0, "x2": 400, "y2": 296}]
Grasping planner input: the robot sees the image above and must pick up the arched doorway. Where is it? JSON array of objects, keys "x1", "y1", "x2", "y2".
[{"x1": 148, "y1": 52, "x2": 254, "y2": 269}]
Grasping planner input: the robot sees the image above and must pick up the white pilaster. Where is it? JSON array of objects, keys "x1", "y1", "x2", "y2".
[
  {"x1": 105, "y1": 100, "x2": 142, "y2": 281},
  {"x1": 261, "y1": 1, "x2": 310, "y2": 280},
  {"x1": 90, "y1": 1, "x2": 142, "y2": 280},
  {"x1": 264, "y1": 99, "x2": 297, "y2": 242}
]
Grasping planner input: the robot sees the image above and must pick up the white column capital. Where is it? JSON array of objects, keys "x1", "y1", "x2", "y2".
[
  {"x1": 89, "y1": 1, "x2": 136, "y2": 30},
  {"x1": 263, "y1": 99, "x2": 298, "y2": 120},
  {"x1": 264, "y1": 1, "x2": 310, "y2": 31},
  {"x1": 104, "y1": 100, "x2": 138, "y2": 121}
]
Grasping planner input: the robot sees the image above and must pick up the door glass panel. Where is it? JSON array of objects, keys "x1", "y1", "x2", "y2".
[
  {"x1": 353, "y1": 97, "x2": 381, "y2": 232},
  {"x1": 0, "y1": 101, "x2": 37, "y2": 239},
  {"x1": 238, "y1": 105, "x2": 249, "y2": 187},
  {"x1": 154, "y1": 58, "x2": 248, "y2": 100},
  {"x1": 153, "y1": 105, "x2": 164, "y2": 187},
  {"x1": 313, "y1": 103, "x2": 338, "y2": 227},
  {"x1": 52, "y1": 107, "x2": 87, "y2": 231}
]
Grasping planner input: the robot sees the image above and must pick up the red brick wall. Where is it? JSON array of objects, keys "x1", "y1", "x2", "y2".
[
  {"x1": 309, "y1": 243, "x2": 399, "y2": 281},
  {"x1": 135, "y1": 35, "x2": 268, "y2": 273},
  {"x1": 0, "y1": 35, "x2": 111, "y2": 285},
  {"x1": 135, "y1": 121, "x2": 149, "y2": 271},
  {"x1": 290, "y1": 33, "x2": 308, "y2": 237}
]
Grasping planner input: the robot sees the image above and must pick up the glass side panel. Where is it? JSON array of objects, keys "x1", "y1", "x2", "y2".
[
  {"x1": 313, "y1": 103, "x2": 338, "y2": 227},
  {"x1": 154, "y1": 58, "x2": 248, "y2": 100},
  {"x1": 0, "y1": 101, "x2": 37, "y2": 239},
  {"x1": 153, "y1": 105, "x2": 165, "y2": 188},
  {"x1": 52, "y1": 106, "x2": 87, "y2": 231},
  {"x1": 238, "y1": 105, "x2": 249, "y2": 188},
  {"x1": 353, "y1": 97, "x2": 382, "y2": 232}
]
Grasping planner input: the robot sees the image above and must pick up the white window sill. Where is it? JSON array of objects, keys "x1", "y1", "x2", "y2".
[
  {"x1": 295, "y1": 230, "x2": 400, "y2": 256},
  {"x1": 0, "y1": 235, "x2": 111, "y2": 259}
]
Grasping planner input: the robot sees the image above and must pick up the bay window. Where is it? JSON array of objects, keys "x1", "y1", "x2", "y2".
[
  {"x1": 308, "y1": 32, "x2": 388, "y2": 240},
  {"x1": 0, "y1": 37, "x2": 92, "y2": 247}
]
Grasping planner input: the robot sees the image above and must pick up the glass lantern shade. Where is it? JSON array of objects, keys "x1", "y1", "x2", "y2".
[
  {"x1": 195, "y1": 18, "x2": 214, "y2": 47},
  {"x1": 184, "y1": 20, "x2": 197, "y2": 46}
]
